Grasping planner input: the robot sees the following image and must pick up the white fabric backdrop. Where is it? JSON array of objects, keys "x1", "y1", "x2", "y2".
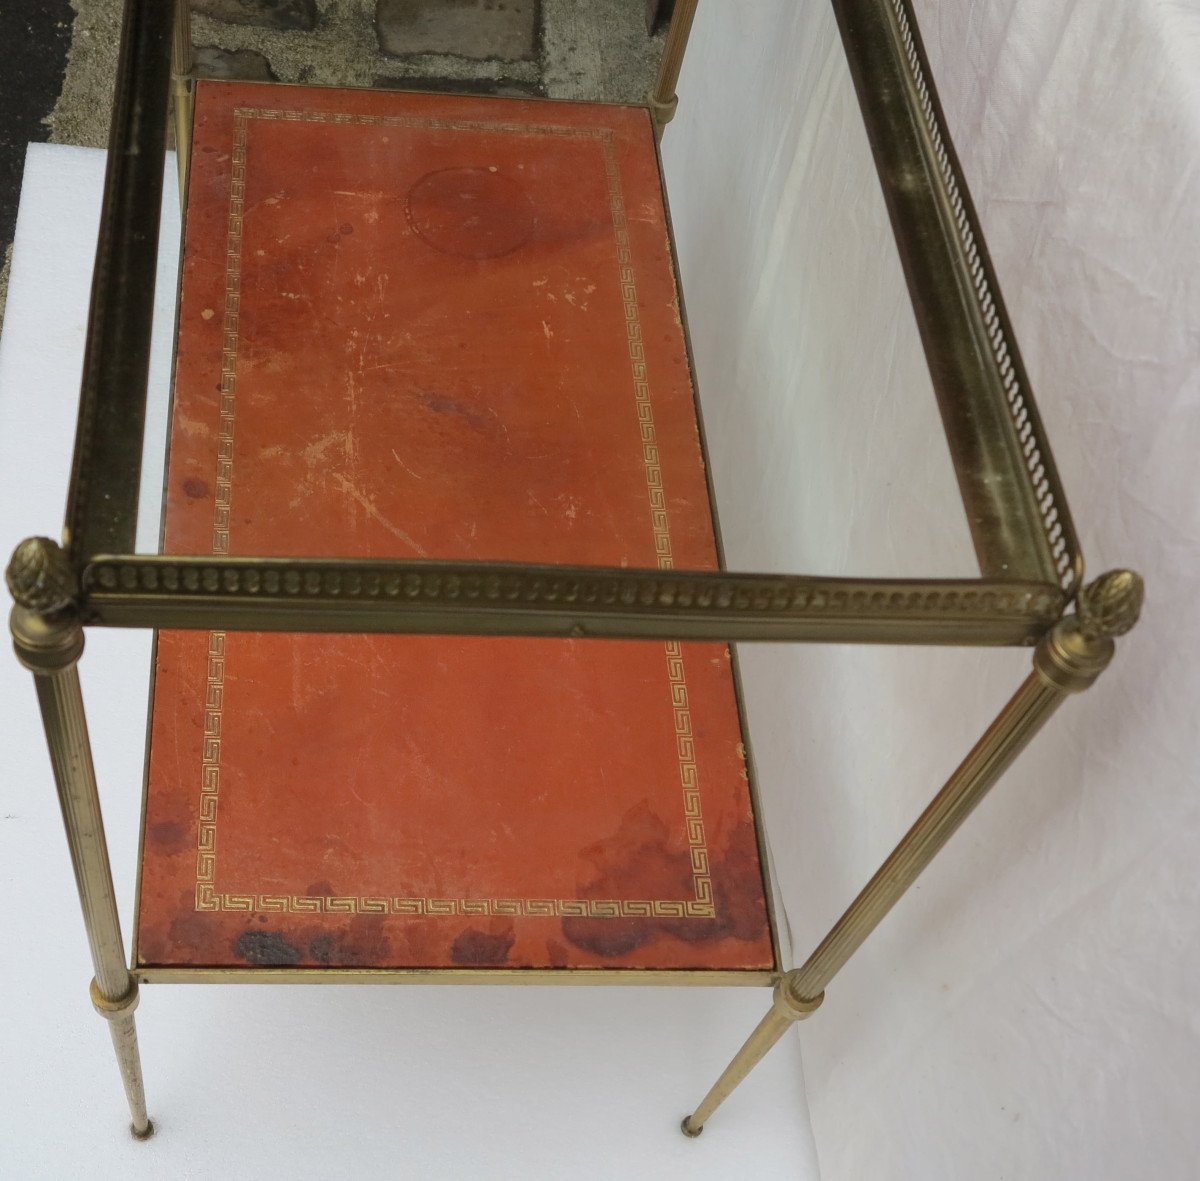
[{"x1": 663, "y1": 2, "x2": 1200, "y2": 1178}]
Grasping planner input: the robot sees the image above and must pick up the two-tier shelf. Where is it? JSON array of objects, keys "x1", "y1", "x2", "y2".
[{"x1": 6, "y1": 0, "x2": 1142, "y2": 1143}]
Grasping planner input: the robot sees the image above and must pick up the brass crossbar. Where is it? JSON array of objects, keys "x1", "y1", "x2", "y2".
[{"x1": 80, "y1": 556, "x2": 1063, "y2": 646}]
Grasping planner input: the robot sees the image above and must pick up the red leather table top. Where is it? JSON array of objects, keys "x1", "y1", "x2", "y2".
[{"x1": 136, "y1": 81, "x2": 775, "y2": 975}]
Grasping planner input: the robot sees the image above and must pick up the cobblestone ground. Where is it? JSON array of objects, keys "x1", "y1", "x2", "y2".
[
  {"x1": 0, "y1": 0, "x2": 668, "y2": 325},
  {"x1": 51, "y1": 0, "x2": 666, "y2": 148}
]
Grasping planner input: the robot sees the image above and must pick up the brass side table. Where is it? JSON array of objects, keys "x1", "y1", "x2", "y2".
[{"x1": 7, "y1": 0, "x2": 1142, "y2": 1143}]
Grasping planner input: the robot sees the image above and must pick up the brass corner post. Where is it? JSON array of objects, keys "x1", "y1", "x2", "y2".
[
  {"x1": 681, "y1": 570, "x2": 1144, "y2": 1136},
  {"x1": 172, "y1": 0, "x2": 194, "y2": 199},
  {"x1": 648, "y1": 0, "x2": 699, "y2": 139},
  {"x1": 7, "y1": 537, "x2": 154, "y2": 1141}
]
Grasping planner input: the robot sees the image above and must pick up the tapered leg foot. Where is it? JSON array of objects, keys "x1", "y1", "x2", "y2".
[
  {"x1": 680, "y1": 972, "x2": 822, "y2": 1137},
  {"x1": 92, "y1": 980, "x2": 153, "y2": 1139}
]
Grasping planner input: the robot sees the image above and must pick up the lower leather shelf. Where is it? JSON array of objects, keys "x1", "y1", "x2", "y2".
[{"x1": 134, "y1": 80, "x2": 777, "y2": 978}]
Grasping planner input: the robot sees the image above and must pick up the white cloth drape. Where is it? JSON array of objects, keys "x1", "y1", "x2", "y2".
[{"x1": 664, "y1": 2, "x2": 1200, "y2": 1177}]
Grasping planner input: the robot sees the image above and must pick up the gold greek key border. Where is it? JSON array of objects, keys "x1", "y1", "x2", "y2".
[{"x1": 193, "y1": 104, "x2": 718, "y2": 918}]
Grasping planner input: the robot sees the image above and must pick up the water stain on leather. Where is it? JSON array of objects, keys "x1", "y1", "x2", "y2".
[
  {"x1": 282, "y1": 916, "x2": 398, "y2": 967},
  {"x1": 545, "y1": 938, "x2": 571, "y2": 969},
  {"x1": 562, "y1": 804, "x2": 769, "y2": 958},
  {"x1": 662, "y1": 820, "x2": 768, "y2": 946},
  {"x1": 419, "y1": 390, "x2": 499, "y2": 436},
  {"x1": 406, "y1": 167, "x2": 535, "y2": 260},
  {"x1": 562, "y1": 916, "x2": 653, "y2": 959},
  {"x1": 561, "y1": 800, "x2": 693, "y2": 958},
  {"x1": 308, "y1": 933, "x2": 335, "y2": 964},
  {"x1": 147, "y1": 819, "x2": 188, "y2": 854},
  {"x1": 450, "y1": 923, "x2": 516, "y2": 965},
  {"x1": 164, "y1": 908, "x2": 212, "y2": 957},
  {"x1": 314, "y1": 914, "x2": 393, "y2": 967},
  {"x1": 236, "y1": 929, "x2": 303, "y2": 966}
]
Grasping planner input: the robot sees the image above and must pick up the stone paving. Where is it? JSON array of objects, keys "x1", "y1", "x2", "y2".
[
  {"x1": 0, "y1": 1, "x2": 669, "y2": 327},
  {"x1": 376, "y1": 0, "x2": 539, "y2": 61},
  {"x1": 49, "y1": 0, "x2": 666, "y2": 151}
]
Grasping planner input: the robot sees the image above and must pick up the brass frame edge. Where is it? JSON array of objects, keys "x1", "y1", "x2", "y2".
[
  {"x1": 729, "y1": 651, "x2": 784, "y2": 974},
  {"x1": 191, "y1": 74, "x2": 660, "y2": 119},
  {"x1": 135, "y1": 966, "x2": 777, "y2": 987},
  {"x1": 127, "y1": 627, "x2": 161, "y2": 973}
]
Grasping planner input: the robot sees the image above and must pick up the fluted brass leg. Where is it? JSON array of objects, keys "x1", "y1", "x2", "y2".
[
  {"x1": 8, "y1": 538, "x2": 154, "y2": 1140},
  {"x1": 682, "y1": 571, "x2": 1144, "y2": 1136},
  {"x1": 647, "y1": 0, "x2": 698, "y2": 139},
  {"x1": 682, "y1": 972, "x2": 822, "y2": 1137}
]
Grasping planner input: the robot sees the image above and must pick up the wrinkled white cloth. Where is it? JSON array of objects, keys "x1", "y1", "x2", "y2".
[{"x1": 665, "y1": 2, "x2": 1200, "y2": 1178}]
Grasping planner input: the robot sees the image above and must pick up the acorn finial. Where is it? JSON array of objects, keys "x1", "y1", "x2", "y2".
[
  {"x1": 1076, "y1": 570, "x2": 1144, "y2": 640},
  {"x1": 5, "y1": 537, "x2": 78, "y2": 613}
]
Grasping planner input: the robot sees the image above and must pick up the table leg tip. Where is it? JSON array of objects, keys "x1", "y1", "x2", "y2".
[
  {"x1": 680, "y1": 1116, "x2": 703, "y2": 1138},
  {"x1": 131, "y1": 1119, "x2": 156, "y2": 1141}
]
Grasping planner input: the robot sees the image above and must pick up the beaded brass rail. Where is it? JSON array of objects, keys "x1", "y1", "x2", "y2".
[{"x1": 80, "y1": 556, "x2": 1065, "y2": 646}]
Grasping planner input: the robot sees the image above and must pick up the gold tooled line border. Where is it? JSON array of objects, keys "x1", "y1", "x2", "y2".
[{"x1": 194, "y1": 105, "x2": 719, "y2": 919}]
